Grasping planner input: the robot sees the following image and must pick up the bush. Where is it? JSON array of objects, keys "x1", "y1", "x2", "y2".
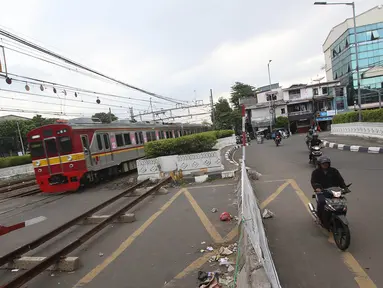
[
  {"x1": 0, "y1": 155, "x2": 32, "y2": 169},
  {"x1": 214, "y1": 130, "x2": 234, "y2": 139},
  {"x1": 145, "y1": 132, "x2": 220, "y2": 158},
  {"x1": 332, "y1": 109, "x2": 383, "y2": 124}
]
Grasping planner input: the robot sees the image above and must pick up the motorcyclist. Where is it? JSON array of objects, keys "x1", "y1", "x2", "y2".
[
  {"x1": 274, "y1": 130, "x2": 282, "y2": 144},
  {"x1": 306, "y1": 129, "x2": 314, "y2": 147},
  {"x1": 310, "y1": 156, "x2": 348, "y2": 228},
  {"x1": 309, "y1": 133, "x2": 322, "y2": 163}
]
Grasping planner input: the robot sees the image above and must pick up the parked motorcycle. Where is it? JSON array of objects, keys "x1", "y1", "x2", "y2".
[
  {"x1": 275, "y1": 135, "x2": 281, "y2": 146},
  {"x1": 310, "y1": 146, "x2": 323, "y2": 166},
  {"x1": 308, "y1": 184, "x2": 352, "y2": 251}
]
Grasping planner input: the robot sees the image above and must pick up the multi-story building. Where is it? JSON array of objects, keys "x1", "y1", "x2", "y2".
[
  {"x1": 323, "y1": 5, "x2": 383, "y2": 108},
  {"x1": 283, "y1": 81, "x2": 347, "y2": 133},
  {"x1": 239, "y1": 83, "x2": 287, "y2": 131}
]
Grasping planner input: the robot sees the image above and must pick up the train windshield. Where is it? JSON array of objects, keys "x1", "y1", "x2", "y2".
[
  {"x1": 30, "y1": 142, "x2": 45, "y2": 158},
  {"x1": 58, "y1": 136, "x2": 72, "y2": 154}
]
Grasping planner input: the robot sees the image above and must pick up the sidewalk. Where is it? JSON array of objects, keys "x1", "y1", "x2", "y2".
[{"x1": 320, "y1": 131, "x2": 383, "y2": 153}]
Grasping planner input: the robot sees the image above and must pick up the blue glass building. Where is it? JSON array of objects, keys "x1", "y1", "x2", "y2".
[{"x1": 323, "y1": 6, "x2": 383, "y2": 107}]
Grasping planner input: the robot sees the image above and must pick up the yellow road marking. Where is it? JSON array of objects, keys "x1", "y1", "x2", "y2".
[
  {"x1": 174, "y1": 252, "x2": 215, "y2": 280},
  {"x1": 260, "y1": 180, "x2": 291, "y2": 209},
  {"x1": 184, "y1": 189, "x2": 224, "y2": 243},
  {"x1": 187, "y1": 183, "x2": 235, "y2": 190},
  {"x1": 73, "y1": 188, "x2": 185, "y2": 288},
  {"x1": 223, "y1": 226, "x2": 239, "y2": 242}
]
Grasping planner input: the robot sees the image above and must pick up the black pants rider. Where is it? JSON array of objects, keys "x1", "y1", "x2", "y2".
[{"x1": 316, "y1": 190, "x2": 332, "y2": 229}]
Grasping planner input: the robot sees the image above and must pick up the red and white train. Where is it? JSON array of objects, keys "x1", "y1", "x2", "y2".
[{"x1": 27, "y1": 118, "x2": 207, "y2": 193}]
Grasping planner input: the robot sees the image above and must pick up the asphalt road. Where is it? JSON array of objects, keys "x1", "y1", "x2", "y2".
[{"x1": 234, "y1": 134, "x2": 382, "y2": 288}]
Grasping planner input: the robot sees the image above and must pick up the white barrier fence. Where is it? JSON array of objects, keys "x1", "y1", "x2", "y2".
[
  {"x1": 241, "y1": 161, "x2": 281, "y2": 287},
  {"x1": 331, "y1": 122, "x2": 383, "y2": 139}
]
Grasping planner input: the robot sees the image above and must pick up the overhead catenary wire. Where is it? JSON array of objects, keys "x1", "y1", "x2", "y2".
[{"x1": 0, "y1": 27, "x2": 188, "y2": 104}]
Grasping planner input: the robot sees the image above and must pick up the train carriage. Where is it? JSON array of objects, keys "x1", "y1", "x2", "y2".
[{"x1": 27, "y1": 118, "x2": 206, "y2": 193}]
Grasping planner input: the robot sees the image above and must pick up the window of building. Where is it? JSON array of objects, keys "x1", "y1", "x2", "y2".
[
  {"x1": 97, "y1": 134, "x2": 103, "y2": 150},
  {"x1": 371, "y1": 30, "x2": 379, "y2": 40},
  {"x1": 345, "y1": 38, "x2": 349, "y2": 48},
  {"x1": 281, "y1": 108, "x2": 285, "y2": 115},
  {"x1": 123, "y1": 133, "x2": 131, "y2": 145},
  {"x1": 322, "y1": 87, "x2": 328, "y2": 95},
  {"x1": 116, "y1": 134, "x2": 124, "y2": 147},
  {"x1": 313, "y1": 88, "x2": 318, "y2": 96}
]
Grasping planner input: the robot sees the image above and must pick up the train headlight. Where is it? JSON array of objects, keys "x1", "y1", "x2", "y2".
[
  {"x1": 67, "y1": 155, "x2": 72, "y2": 161},
  {"x1": 35, "y1": 160, "x2": 40, "y2": 167}
]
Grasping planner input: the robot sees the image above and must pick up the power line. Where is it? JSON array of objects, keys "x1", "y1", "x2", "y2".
[
  {"x1": 134, "y1": 103, "x2": 209, "y2": 117},
  {"x1": 0, "y1": 27, "x2": 188, "y2": 104},
  {"x1": 0, "y1": 106, "x2": 87, "y2": 117}
]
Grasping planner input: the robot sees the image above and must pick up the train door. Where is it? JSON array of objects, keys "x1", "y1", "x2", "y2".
[
  {"x1": 43, "y1": 137, "x2": 63, "y2": 175},
  {"x1": 81, "y1": 135, "x2": 93, "y2": 168},
  {"x1": 103, "y1": 133, "x2": 114, "y2": 165},
  {"x1": 95, "y1": 134, "x2": 106, "y2": 168}
]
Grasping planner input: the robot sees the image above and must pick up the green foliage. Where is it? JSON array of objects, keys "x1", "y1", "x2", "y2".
[
  {"x1": 213, "y1": 98, "x2": 234, "y2": 130},
  {"x1": 230, "y1": 82, "x2": 256, "y2": 110},
  {"x1": 332, "y1": 109, "x2": 383, "y2": 124},
  {"x1": 0, "y1": 155, "x2": 32, "y2": 169},
  {"x1": 275, "y1": 116, "x2": 289, "y2": 128},
  {"x1": 144, "y1": 130, "x2": 234, "y2": 158},
  {"x1": 92, "y1": 112, "x2": 118, "y2": 123}
]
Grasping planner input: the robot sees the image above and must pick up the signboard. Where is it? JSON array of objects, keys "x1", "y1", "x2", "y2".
[{"x1": 316, "y1": 116, "x2": 333, "y2": 122}]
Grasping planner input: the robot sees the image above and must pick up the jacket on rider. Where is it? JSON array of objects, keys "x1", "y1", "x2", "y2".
[
  {"x1": 310, "y1": 138, "x2": 322, "y2": 147},
  {"x1": 311, "y1": 167, "x2": 346, "y2": 190}
]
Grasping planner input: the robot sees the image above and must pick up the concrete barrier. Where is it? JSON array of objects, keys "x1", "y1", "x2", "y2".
[
  {"x1": 0, "y1": 163, "x2": 34, "y2": 180},
  {"x1": 331, "y1": 122, "x2": 383, "y2": 139}
]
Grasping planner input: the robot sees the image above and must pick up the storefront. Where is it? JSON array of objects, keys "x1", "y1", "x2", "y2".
[{"x1": 315, "y1": 110, "x2": 336, "y2": 131}]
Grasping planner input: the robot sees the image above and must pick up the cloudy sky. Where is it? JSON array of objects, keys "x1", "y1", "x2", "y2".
[{"x1": 0, "y1": 0, "x2": 382, "y2": 122}]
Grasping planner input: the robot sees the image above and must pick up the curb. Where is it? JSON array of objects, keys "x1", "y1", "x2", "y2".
[
  {"x1": 322, "y1": 140, "x2": 383, "y2": 154},
  {"x1": 225, "y1": 145, "x2": 241, "y2": 166}
]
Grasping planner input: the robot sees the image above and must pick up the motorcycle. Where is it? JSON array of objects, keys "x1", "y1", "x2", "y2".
[
  {"x1": 308, "y1": 184, "x2": 352, "y2": 251},
  {"x1": 275, "y1": 135, "x2": 281, "y2": 146},
  {"x1": 310, "y1": 145, "x2": 323, "y2": 166}
]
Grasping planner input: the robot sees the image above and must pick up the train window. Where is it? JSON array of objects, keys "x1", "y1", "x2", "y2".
[
  {"x1": 30, "y1": 142, "x2": 44, "y2": 158},
  {"x1": 58, "y1": 136, "x2": 72, "y2": 153},
  {"x1": 146, "y1": 132, "x2": 152, "y2": 142},
  {"x1": 103, "y1": 134, "x2": 110, "y2": 149},
  {"x1": 151, "y1": 131, "x2": 156, "y2": 141},
  {"x1": 43, "y1": 129, "x2": 53, "y2": 137},
  {"x1": 116, "y1": 134, "x2": 124, "y2": 147},
  {"x1": 174, "y1": 131, "x2": 179, "y2": 138},
  {"x1": 134, "y1": 132, "x2": 139, "y2": 144},
  {"x1": 97, "y1": 134, "x2": 103, "y2": 150},
  {"x1": 166, "y1": 131, "x2": 170, "y2": 138},
  {"x1": 123, "y1": 133, "x2": 131, "y2": 145},
  {"x1": 159, "y1": 131, "x2": 165, "y2": 139},
  {"x1": 45, "y1": 139, "x2": 58, "y2": 156},
  {"x1": 139, "y1": 132, "x2": 144, "y2": 143}
]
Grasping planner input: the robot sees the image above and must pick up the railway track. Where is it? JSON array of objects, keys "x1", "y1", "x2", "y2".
[
  {"x1": 0, "y1": 181, "x2": 37, "y2": 195},
  {"x1": 0, "y1": 177, "x2": 171, "y2": 288}
]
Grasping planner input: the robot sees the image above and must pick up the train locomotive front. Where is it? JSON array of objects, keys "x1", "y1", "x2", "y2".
[{"x1": 27, "y1": 124, "x2": 86, "y2": 193}]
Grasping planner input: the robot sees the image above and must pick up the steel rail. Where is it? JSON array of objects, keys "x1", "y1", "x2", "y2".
[
  {"x1": 0, "y1": 179, "x2": 149, "y2": 268},
  {"x1": 1, "y1": 177, "x2": 170, "y2": 288}
]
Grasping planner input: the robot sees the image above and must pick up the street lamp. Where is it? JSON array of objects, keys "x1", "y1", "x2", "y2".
[
  {"x1": 314, "y1": 1, "x2": 362, "y2": 122},
  {"x1": 267, "y1": 60, "x2": 273, "y2": 133}
]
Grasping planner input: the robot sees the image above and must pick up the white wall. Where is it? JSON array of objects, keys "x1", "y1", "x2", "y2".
[
  {"x1": 251, "y1": 105, "x2": 287, "y2": 121},
  {"x1": 257, "y1": 88, "x2": 283, "y2": 103}
]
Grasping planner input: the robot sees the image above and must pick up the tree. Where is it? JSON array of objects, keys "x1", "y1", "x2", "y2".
[
  {"x1": 201, "y1": 120, "x2": 211, "y2": 127},
  {"x1": 275, "y1": 116, "x2": 289, "y2": 128},
  {"x1": 230, "y1": 82, "x2": 256, "y2": 110},
  {"x1": 213, "y1": 98, "x2": 234, "y2": 130},
  {"x1": 92, "y1": 112, "x2": 118, "y2": 123}
]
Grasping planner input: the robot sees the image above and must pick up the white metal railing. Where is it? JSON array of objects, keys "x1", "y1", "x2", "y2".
[
  {"x1": 241, "y1": 160, "x2": 281, "y2": 287},
  {"x1": 331, "y1": 122, "x2": 383, "y2": 139}
]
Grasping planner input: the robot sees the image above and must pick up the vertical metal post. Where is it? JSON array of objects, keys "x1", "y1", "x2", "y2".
[
  {"x1": 109, "y1": 107, "x2": 112, "y2": 123},
  {"x1": 210, "y1": 89, "x2": 215, "y2": 129},
  {"x1": 241, "y1": 104, "x2": 246, "y2": 161},
  {"x1": 379, "y1": 90, "x2": 382, "y2": 109},
  {"x1": 267, "y1": 60, "x2": 273, "y2": 132},
  {"x1": 352, "y1": 2, "x2": 362, "y2": 121},
  {"x1": 150, "y1": 98, "x2": 155, "y2": 121},
  {"x1": 16, "y1": 122, "x2": 25, "y2": 155}
]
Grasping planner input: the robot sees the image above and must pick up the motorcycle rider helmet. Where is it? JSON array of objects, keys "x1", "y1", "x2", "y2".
[{"x1": 318, "y1": 156, "x2": 331, "y2": 166}]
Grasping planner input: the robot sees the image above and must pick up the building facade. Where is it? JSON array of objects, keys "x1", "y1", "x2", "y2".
[
  {"x1": 239, "y1": 83, "x2": 287, "y2": 131},
  {"x1": 323, "y1": 5, "x2": 383, "y2": 108}
]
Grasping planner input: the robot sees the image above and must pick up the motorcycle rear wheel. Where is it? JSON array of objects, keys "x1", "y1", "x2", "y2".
[{"x1": 333, "y1": 219, "x2": 351, "y2": 251}]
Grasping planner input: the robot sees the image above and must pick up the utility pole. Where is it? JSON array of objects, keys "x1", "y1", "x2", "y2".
[
  {"x1": 267, "y1": 60, "x2": 273, "y2": 133},
  {"x1": 129, "y1": 107, "x2": 134, "y2": 121},
  {"x1": 109, "y1": 107, "x2": 112, "y2": 123},
  {"x1": 16, "y1": 121, "x2": 25, "y2": 155},
  {"x1": 210, "y1": 89, "x2": 215, "y2": 129},
  {"x1": 150, "y1": 97, "x2": 155, "y2": 121}
]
